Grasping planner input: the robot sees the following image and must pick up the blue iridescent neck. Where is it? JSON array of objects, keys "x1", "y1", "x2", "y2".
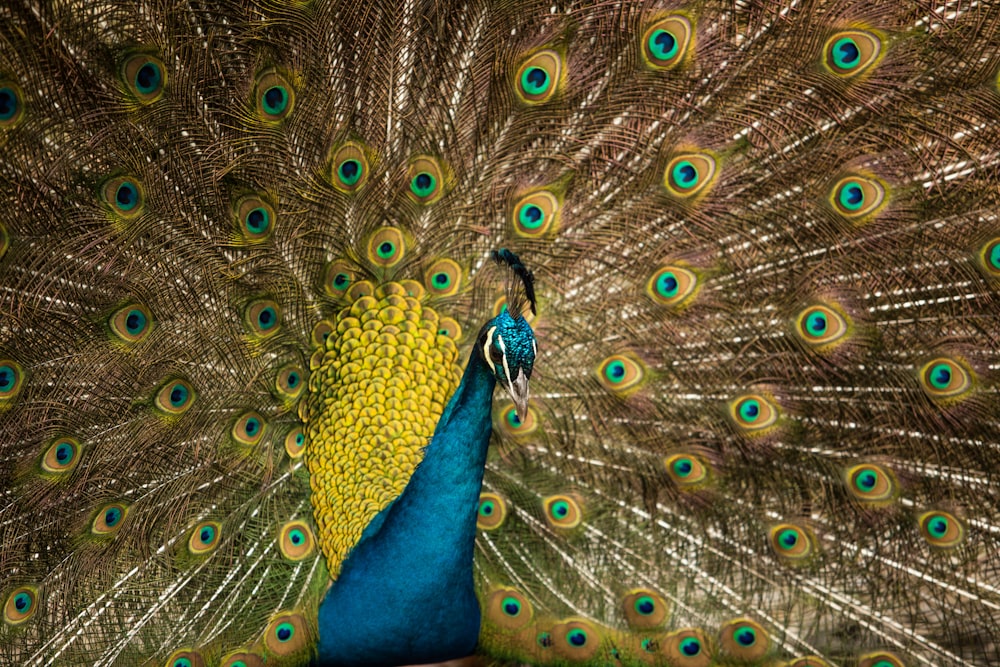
[{"x1": 316, "y1": 348, "x2": 496, "y2": 667}]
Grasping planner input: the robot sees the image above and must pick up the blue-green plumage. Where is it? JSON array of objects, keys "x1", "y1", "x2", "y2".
[{"x1": 317, "y1": 308, "x2": 536, "y2": 666}]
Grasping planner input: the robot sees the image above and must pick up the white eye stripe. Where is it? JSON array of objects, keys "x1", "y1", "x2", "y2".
[
  {"x1": 497, "y1": 333, "x2": 512, "y2": 386},
  {"x1": 483, "y1": 326, "x2": 497, "y2": 373}
]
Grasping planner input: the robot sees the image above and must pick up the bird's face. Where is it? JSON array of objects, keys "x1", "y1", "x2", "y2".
[{"x1": 478, "y1": 309, "x2": 536, "y2": 421}]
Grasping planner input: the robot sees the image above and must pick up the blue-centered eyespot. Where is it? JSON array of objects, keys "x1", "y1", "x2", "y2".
[
  {"x1": 406, "y1": 156, "x2": 446, "y2": 204},
  {"x1": 486, "y1": 588, "x2": 533, "y2": 630},
  {"x1": 846, "y1": 463, "x2": 896, "y2": 502},
  {"x1": 623, "y1": 589, "x2": 668, "y2": 629},
  {"x1": 232, "y1": 411, "x2": 267, "y2": 446},
  {"x1": 279, "y1": 521, "x2": 315, "y2": 561},
  {"x1": 367, "y1": 227, "x2": 406, "y2": 267},
  {"x1": 424, "y1": 258, "x2": 462, "y2": 297},
  {"x1": 858, "y1": 652, "x2": 905, "y2": 667},
  {"x1": 154, "y1": 378, "x2": 195, "y2": 416},
  {"x1": 664, "y1": 153, "x2": 717, "y2": 199},
  {"x1": 512, "y1": 191, "x2": 560, "y2": 237},
  {"x1": 642, "y1": 15, "x2": 692, "y2": 70},
  {"x1": 720, "y1": 618, "x2": 769, "y2": 660},
  {"x1": 235, "y1": 195, "x2": 275, "y2": 243},
  {"x1": 830, "y1": 174, "x2": 886, "y2": 221},
  {"x1": 92, "y1": 502, "x2": 129, "y2": 535},
  {"x1": 516, "y1": 50, "x2": 563, "y2": 104},
  {"x1": 919, "y1": 357, "x2": 972, "y2": 402},
  {"x1": 499, "y1": 403, "x2": 538, "y2": 437},
  {"x1": 275, "y1": 365, "x2": 305, "y2": 401},
  {"x1": 823, "y1": 31, "x2": 881, "y2": 78},
  {"x1": 254, "y1": 69, "x2": 295, "y2": 121},
  {"x1": 121, "y1": 53, "x2": 166, "y2": 103},
  {"x1": 794, "y1": 303, "x2": 850, "y2": 350},
  {"x1": 769, "y1": 523, "x2": 816, "y2": 561},
  {"x1": 0, "y1": 360, "x2": 25, "y2": 403},
  {"x1": 437, "y1": 317, "x2": 462, "y2": 341},
  {"x1": 329, "y1": 142, "x2": 369, "y2": 192},
  {"x1": 664, "y1": 453, "x2": 709, "y2": 487},
  {"x1": 284, "y1": 427, "x2": 306, "y2": 459},
  {"x1": 729, "y1": 394, "x2": 779, "y2": 433},
  {"x1": 477, "y1": 492, "x2": 507, "y2": 531},
  {"x1": 220, "y1": 652, "x2": 264, "y2": 667},
  {"x1": 4, "y1": 586, "x2": 37, "y2": 625},
  {"x1": 597, "y1": 354, "x2": 646, "y2": 394},
  {"x1": 244, "y1": 299, "x2": 281, "y2": 337},
  {"x1": 0, "y1": 81, "x2": 25, "y2": 127},
  {"x1": 919, "y1": 511, "x2": 964, "y2": 548},
  {"x1": 189, "y1": 521, "x2": 221, "y2": 555},
  {"x1": 323, "y1": 260, "x2": 355, "y2": 299},
  {"x1": 646, "y1": 265, "x2": 699, "y2": 308},
  {"x1": 41, "y1": 437, "x2": 82, "y2": 475},
  {"x1": 101, "y1": 176, "x2": 145, "y2": 218},
  {"x1": 110, "y1": 303, "x2": 153, "y2": 344},
  {"x1": 543, "y1": 495, "x2": 582, "y2": 529},
  {"x1": 264, "y1": 614, "x2": 308, "y2": 655},
  {"x1": 166, "y1": 652, "x2": 205, "y2": 667},
  {"x1": 979, "y1": 238, "x2": 1000, "y2": 278},
  {"x1": 665, "y1": 629, "x2": 710, "y2": 665},
  {"x1": 552, "y1": 619, "x2": 601, "y2": 660}
]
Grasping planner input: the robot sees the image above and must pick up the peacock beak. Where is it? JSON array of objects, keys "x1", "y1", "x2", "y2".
[{"x1": 508, "y1": 371, "x2": 530, "y2": 423}]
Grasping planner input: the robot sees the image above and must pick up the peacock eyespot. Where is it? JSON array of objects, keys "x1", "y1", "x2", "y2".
[
  {"x1": 235, "y1": 196, "x2": 275, "y2": 243},
  {"x1": 367, "y1": 227, "x2": 406, "y2": 267},
  {"x1": 664, "y1": 153, "x2": 717, "y2": 199},
  {"x1": 829, "y1": 174, "x2": 886, "y2": 221},
  {"x1": 92, "y1": 502, "x2": 129, "y2": 535},
  {"x1": 0, "y1": 81, "x2": 25, "y2": 127},
  {"x1": 794, "y1": 303, "x2": 850, "y2": 350},
  {"x1": 623, "y1": 589, "x2": 668, "y2": 628},
  {"x1": 846, "y1": 463, "x2": 896, "y2": 502},
  {"x1": 110, "y1": 303, "x2": 153, "y2": 344},
  {"x1": 720, "y1": 618, "x2": 769, "y2": 659},
  {"x1": 919, "y1": 510, "x2": 964, "y2": 548},
  {"x1": 597, "y1": 354, "x2": 645, "y2": 393},
  {"x1": 567, "y1": 629, "x2": 587, "y2": 646},
  {"x1": 512, "y1": 191, "x2": 559, "y2": 237},
  {"x1": 0, "y1": 360, "x2": 25, "y2": 402},
  {"x1": 254, "y1": 70, "x2": 295, "y2": 122},
  {"x1": 729, "y1": 394, "x2": 779, "y2": 432},
  {"x1": 769, "y1": 523, "x2": 815, "y2": 560},
  {"x1": 486, "y1": 588, "x2": 532, "y2": 629},
  {"x1": 516, "y1": 50, "x2": 562, "y2": 104},
  {"x1": 166, "y1": 650, "x2": 205, "y2": 667},
  {"x1": 647, "y1": 265, "x2": 698, "y2": 308},
  {"x1": 919, "y1": 357, "x2": 972, "y2": 401},
  {"x1": 244, "y1": 299, "x2": 282, "y2": 338},
  {"x1": 328, "y1": 142, "x2": 370, "y2": 192},
  {"x1": 154, "y1": 378, "x2": 196, "y2": 416},
  {"x1": 189, "y1": 521, "x2": 221, "y2": 555},
  {"x1": 664, "y1": 453, "x2": 708, "y2": 487},
  {"x1": 406, "y1": 157, "x2": 446, "y2": 204},
  {"x1": 42, "y1": 437, "x2": 82, "y2": 474},
  {"x1": 477, "y1": 492, "x2": 507, "y2": 530},
  {"x1": 4, "y1": 586, "x2": 37, "y2": 625},
  {"x1": 264, "y1": 614, "x2": 308, "y2": 655},
  {"x1": 232, "y1": 411, "x2": 267, "y2": 446},
  {"x1": 642, "y1": 16, "x2": 692, "y2": 70},
  {"x1": 499, "y1": 403, "x2": 537, "y2": 436},
  {"x1": 121, "y1": 54, "x2": 166, "y2": 103},
  {"x1": 823, "y1": 31, "x2": 881, "y2": 78},
  {"x1": 101, "y1": 176, "x2": 145, "y2": 218},
  {"x1": 279, "y1": 521, "x2": 315, "y2": 560},
  {"x1": 220, "y1": 654, "x2": 264, "y2": 667},
  {"x1": 859, "y1": 652, "x2": 905, "y2": 667},
  {"x1": 543, "y1": 495, "x2": 582, "y2": 529},
  {"x1": 680, "y1": 637, "x2": 701, "y2": 656},
  {"x1": 324, "y1": 260, "x2": 356, "y2": 299},
  {"x1": 978, "y1": 238, "x2": 1000, "y2": 277},
  {"x1": 284, "y1": 427, "x2": 306, "y2": 458},
  {"x1": 424, "y1": 258, "x2": 462, "y2": 297},
  {"x1": 437, "y1": 317, "x2": 461, "y2": 340},
  {"x1": 275, "y1": 365, "x2": 306, "y2": 401}
]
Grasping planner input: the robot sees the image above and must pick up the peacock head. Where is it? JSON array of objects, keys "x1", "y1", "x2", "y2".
[{"x1": 478, "y1": 308, "x2": 536, "y2": 421}]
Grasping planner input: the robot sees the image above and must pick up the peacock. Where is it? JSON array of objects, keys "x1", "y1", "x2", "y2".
[{"x1": 1, "y1": 0, "x2": 999, "y2": 665}]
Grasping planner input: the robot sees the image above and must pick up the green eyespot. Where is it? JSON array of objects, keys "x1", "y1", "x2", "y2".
[
  {"x1": 0, "y1": 360, "x2": 25, "y2": 404},
  {"x1": 729, "y1": 394, "x2": 779, "y2": 433},
  {"x1": 0, "y1": 80, "x2": 25, "y2": 127},
  {"x1": 154, "y1": 378, "x2": 196, "y2": 416},
  {"x1": 329, "y1": 142, "x2": 370, "y2": 192},
  {"x1": 406, "y1": 156, "x2": 446, "y2": 204},
  {"x1": 719, "y1": 618, "x2": 769, "y2": 660},
  {"x1": 232, "y1": 411, "x2": 267, "y2": 446},
  {"x1": 646, "y1": 265, "x2": 699, "y2": 308},
  {"x1": 244, "y1": 299, "x2": 282, "y2": 338},
  {"x1": 477, "y1": 492, "x2": 507, "y2": 530},
  {"x1": 829, "y1": 174, "x2": 887, "y2": 221},
  {"x1": 664, "y1": 453, "x2": 709, "y2": 487},
  {"x1": 822, "y1": 30, "x2": 882, "y2": 78},
  {"x1": 92, "y1": 502, "x2": 129, "y2": 535},
  {"x1": 121, "y1": 53, "x2": 166, "y2": 103},
  {"x1": 101, "y1": 176, "x2": 145, "y2": 218},
  {"x1": 264, "y1": 614, "x2": 308, "y2": 655},
  {"x1": 769, "y1": 523, "x2": 816, "y2": 561},
  {"x1": 845, "y1": 463, "x2": 897, "y2": 503},
  {"x1": 664, "y1": 152, "x2": 717, "y2": 200},
  {"x1": 367, "y1": 227, "x2": 406, "y2": 267},
  {"x1": 4, "y1": 586, "x2": 37, "y2": 625},
  {"x1": 794, "y1": 303, "x2": 850, "y2": 351},
  {"x1": 189, "y1": 521, "x2": 221, "y2": 555},
  {"x1": 642, "y1": 15, "x2": 693, "y2": 70},
  {"x1": 279, "y1": 521, "x2": 315, "y2": 561},
  {"x1": 109, "y1": 303, "x2": 153, "y2": 344},
  {"x1": 543, "y1": 495, "x2": 582, "y2": 529},
  {"x1": 512, "y1": 191, "x2": 560, "y2": 237},
  {"x1": 597, "y1": 354, "x2": 646, "y2": 394},
  {"x1": 41, "y1": 437, "x2": 82, "y2": 475},
  {"x1": 486, "y1": 588, "x2": 533, "y2": 630},
  {"x1": 516, "y1": 50, "x2": 563, "y2": 104},
  {"x1": 235, "y1": 195, "x2": 276, "y2": 243},
  {"x1": 623, "y1": 589, "x2": 668, "y2": 628},
  {"x1": 424, "y1": 258, "x2": 462, "y2": 297},
  {"x1": 919, "y1": 511, "x2": 964, "y2": 548},
  {"x1": 254, "y1": 69, "x2": 295, "y2": 122}
]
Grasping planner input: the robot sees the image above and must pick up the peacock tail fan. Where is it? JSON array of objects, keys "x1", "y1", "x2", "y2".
[{"x1": 1, "y1": 0, "x2": 999, "y2": 666}]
